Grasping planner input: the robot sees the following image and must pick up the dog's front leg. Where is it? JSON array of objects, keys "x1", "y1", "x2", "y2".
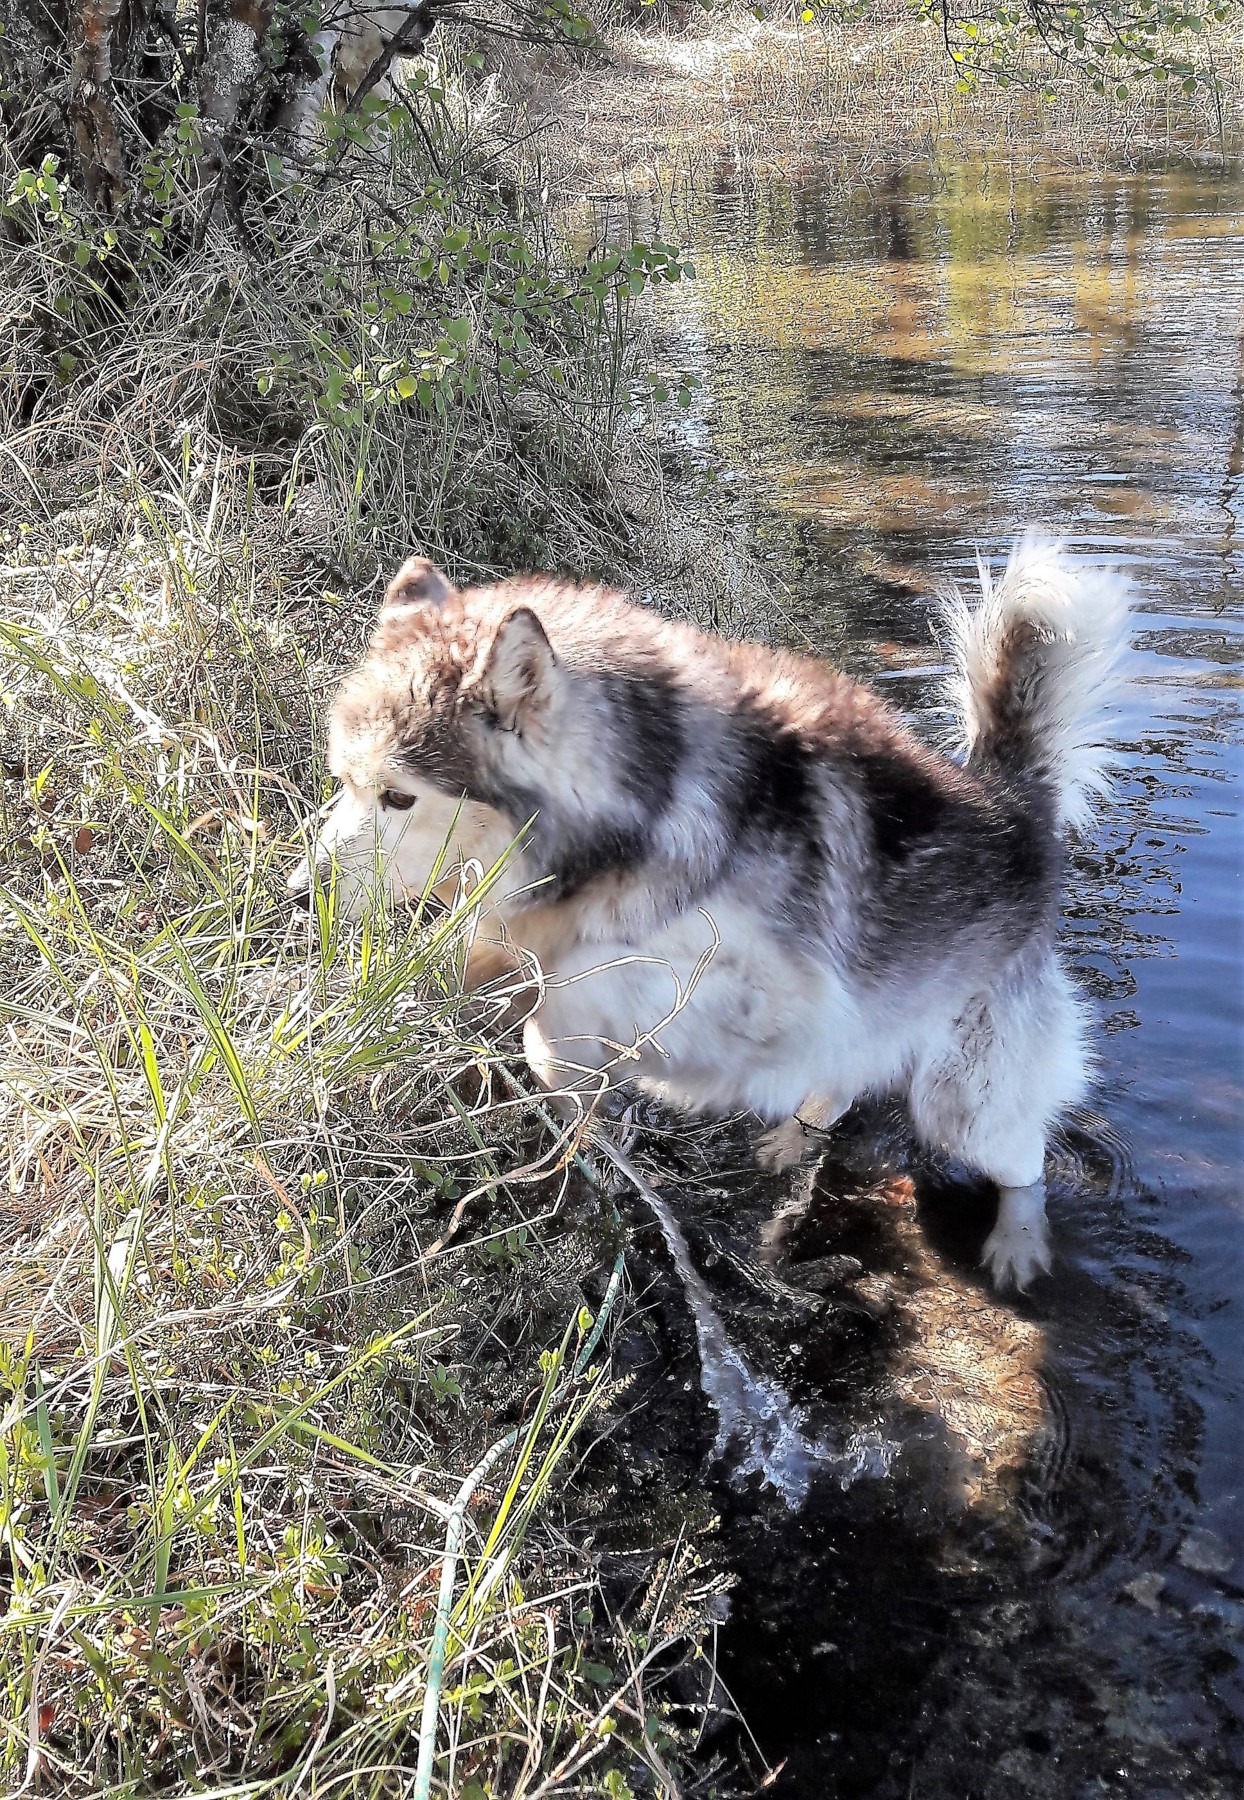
[
  {"x1": 981, "y1": 1179, "x2": 1052, "y2": 1291},
  {"x1": 756, "y1": 1092, "x2": 845, "y2": 1172},
  {"x1": 521, "y1": 932, "x2": 709, "y2": 1123}
]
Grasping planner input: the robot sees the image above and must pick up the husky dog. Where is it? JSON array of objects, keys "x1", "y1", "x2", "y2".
[{"x1": 290, "y1": 542, "x2": 1129, "y2": 1290}]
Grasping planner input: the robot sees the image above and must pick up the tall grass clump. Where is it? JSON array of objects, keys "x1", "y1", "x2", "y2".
[
  {"x1": 0, "y1": 459, "x2": 717, "y2": 1795},
  {"x1": 1, "y1": 34, "x2": 695, "y2": 583}
]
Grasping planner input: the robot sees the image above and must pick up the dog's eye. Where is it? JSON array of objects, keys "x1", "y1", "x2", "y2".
[{"x1": 379, "y1": 789, "x2": 416, "y2": 811}]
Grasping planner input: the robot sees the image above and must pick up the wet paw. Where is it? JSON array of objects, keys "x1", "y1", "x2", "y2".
[
  {"x1": 757, "y1": 1118, "x2": 823, "y2": 1174},
  {"x1": 981, "y1": 1219, "x2": 1053, "y2": 1292}
]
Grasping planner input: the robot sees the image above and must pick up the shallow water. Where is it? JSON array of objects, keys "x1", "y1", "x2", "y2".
[{"x1": 591, "y1": 159, "x2": 1243, "y2": 1794}]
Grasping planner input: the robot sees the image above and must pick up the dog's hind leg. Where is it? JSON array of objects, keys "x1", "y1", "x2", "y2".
[
  {"x1": 981, "y1": 1179, "x2": 1052, "y2": 1291},
  {"x1": 756, "y1": 1092, "x2": 846, "y2": 1173},
  {"x1": 908, "y1": 956, "x2": 1087, "y2": 1291}
]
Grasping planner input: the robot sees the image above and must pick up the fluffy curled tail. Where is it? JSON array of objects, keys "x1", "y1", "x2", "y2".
[{"x1": 944, "y1": 537, "x2": 1131, "y2": 831}]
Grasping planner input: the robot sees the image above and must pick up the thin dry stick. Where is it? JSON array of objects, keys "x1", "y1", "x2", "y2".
[{"x1": 19, "y1": 1583, "x2": 76, "y2": 1794}]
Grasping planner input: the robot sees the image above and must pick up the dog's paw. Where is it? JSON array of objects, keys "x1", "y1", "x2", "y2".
[
  {"x1": 756, "y1": 1118, "x2": 823, "y2": 1174},
  {"x1": 980, "y1": 1217, "x2": 1053, "y2": 1292}
]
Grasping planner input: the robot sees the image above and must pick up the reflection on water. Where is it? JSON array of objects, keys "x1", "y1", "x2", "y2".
[{"x1": 596, "y1": 160, "x2": 1243, "y2": 1795}]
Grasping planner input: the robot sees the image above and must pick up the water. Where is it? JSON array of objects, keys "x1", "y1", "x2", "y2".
[
  {"x1": 593, "y1": 1130, "x2": 902, "y2": 1504},
  {"x1": 588, "y1": 160, "x2": 1244, "y2": 1795},
  {"x1": 592, "y1": 1132, "x2": 831, "y2": 1501}
]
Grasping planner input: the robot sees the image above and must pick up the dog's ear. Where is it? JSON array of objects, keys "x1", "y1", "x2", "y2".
[
  {"x1": 379, "y1": 557, "x2": 453, "y2": 620},
  {"x1": 477, "y1": 607, "x2": 557, "y2": 733}
]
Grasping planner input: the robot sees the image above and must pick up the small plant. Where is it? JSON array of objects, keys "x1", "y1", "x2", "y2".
[
  {"x1": 483, "y1": 1225, "x2": 536, "y2": 1269},
  {"x1": 426, "y1": 1360, "x2": 464, "y2": 1405}
]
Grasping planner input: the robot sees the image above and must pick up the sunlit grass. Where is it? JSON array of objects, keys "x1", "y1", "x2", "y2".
[{"x1": 0, "y1": 459, "x2": 706, "y2": 1795}]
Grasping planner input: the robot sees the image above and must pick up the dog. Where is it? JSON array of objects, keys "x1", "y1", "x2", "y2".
[{"x1": 289, "y1": 540, "x2": 1129, "y2": 1290}]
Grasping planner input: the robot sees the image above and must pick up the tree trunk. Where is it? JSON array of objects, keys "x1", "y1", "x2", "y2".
[
  {"x1": 68, "y1": 0, "x2": 128, "y2": 209},
  {"x1": 197, "y1": 0, "x2": 276, "y2": 185},
  {"x1": 0, "y1": 0, "x2": 446, "y2": 226}
]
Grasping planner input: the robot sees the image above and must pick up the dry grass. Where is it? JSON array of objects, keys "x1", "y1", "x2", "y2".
[
  {"x1": 515, "y1": 10, "x2": 1242, "y2": 201},
  {"x1": 0, "y1": 39, "x2": 677, "y2": 591},
  {"x1": 0, "y1": 451, "x2": 730, "y2": 1795}
]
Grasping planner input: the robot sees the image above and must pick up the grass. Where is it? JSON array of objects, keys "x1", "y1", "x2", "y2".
[
  {"x1": 0, "y1": 29, "x2": 694, "y2": 590},
  {"x1": 0, "y1": 31, "x2": 749, "y2": 1783},
  {"x1": 0, "y1": 456, "x2": 719, "y2": 1796}
]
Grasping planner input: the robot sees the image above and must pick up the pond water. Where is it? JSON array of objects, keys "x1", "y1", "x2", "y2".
[{"x1": 590, "y1": 159, "x2": 1243, "y2": 1796}]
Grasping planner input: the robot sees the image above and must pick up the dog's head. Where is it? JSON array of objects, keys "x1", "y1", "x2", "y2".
[{"x1": 288, "y1": 557, "x2": 561, "y2": 914}]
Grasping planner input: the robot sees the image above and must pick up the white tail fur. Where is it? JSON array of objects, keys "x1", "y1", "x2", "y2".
[{"x1": 944, "y1": 537, "x2": 1132, "y2": 831}]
